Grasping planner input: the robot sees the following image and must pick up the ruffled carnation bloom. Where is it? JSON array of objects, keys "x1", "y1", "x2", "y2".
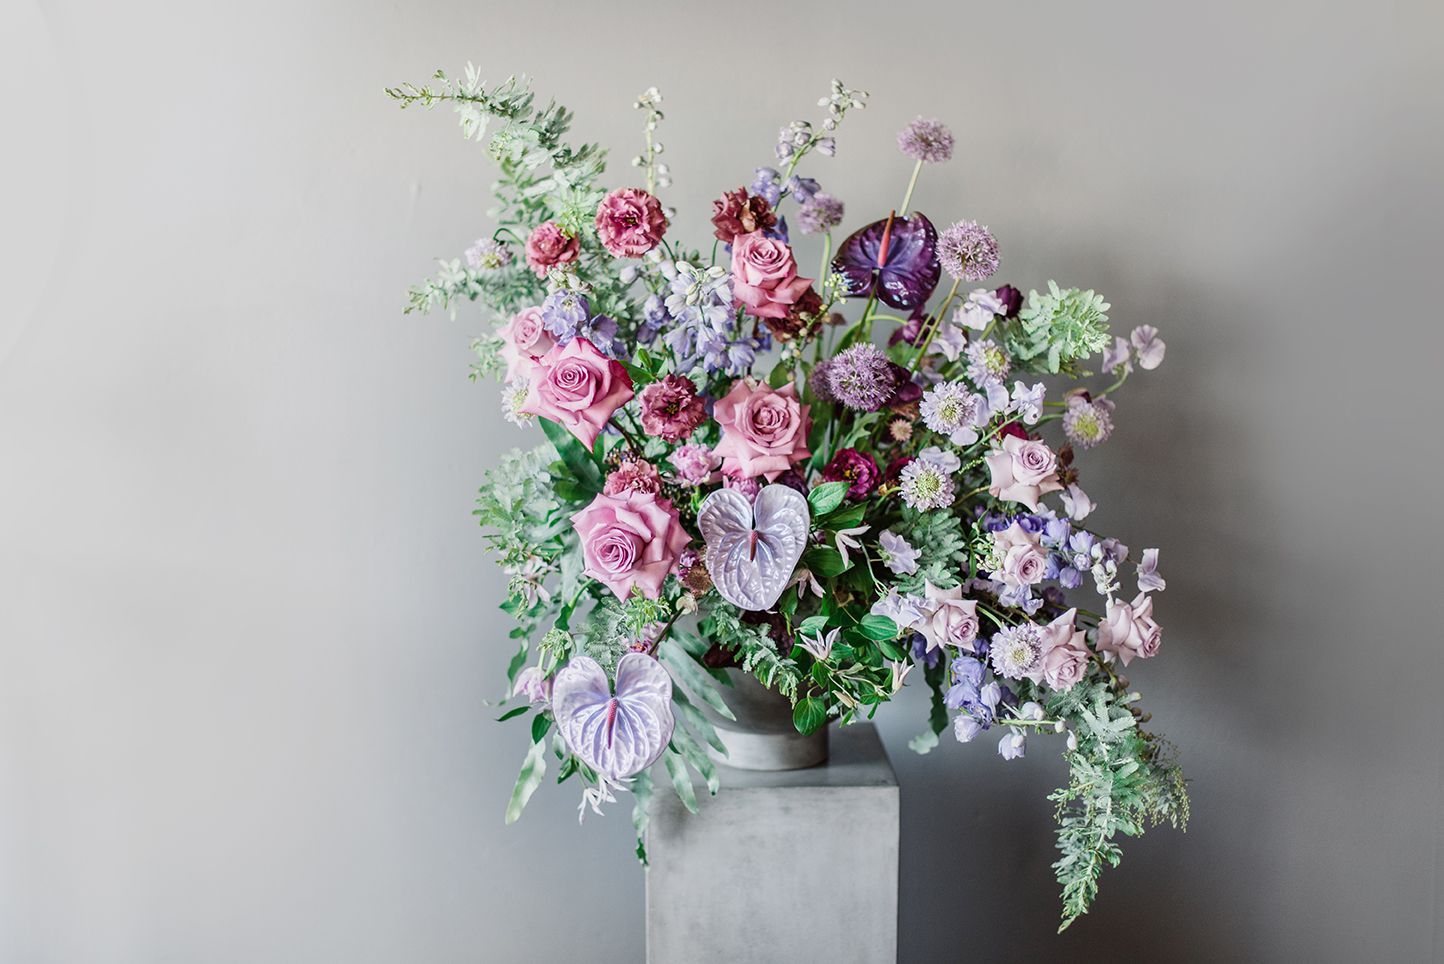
[
  {"x1": 827, "y1": 343, "x2": 897, "y2": 411},
  {"x1": 937, "y1": 220, "x2": 1000, "y2": 283},
  {"x1": 722, "y1": 472, "x2": 762, "y2": 499},
  {"x1": 897, "y1": 117, "x2": 954, "y2": 163},
  {"x1": 821, "y1": 448, "x2": 880, "y2": 500},
  {"x1": 604, "y1": 459, "x2": 663, "y2": 496},
  {"x1": 764, "y1": 287, "x2": 823, "y2": 342},
  {"x1": 639, "y1": 374, "x2": 705, "y2": 442},
  {"x1": 730, "y1": 231, "x2": 812, "y2": 319},
  {"x1": 992, "y1": 521, "x2": 1048, "y2": 589},
  {"x1": 797, "y1": 193, "x2": 845, "y2": 235},
  {"x1": 667, "y1": 444, "x2": 718, "y2": 486},
  {"x1": 1062, "y1": 395, "x2": 1116, "y2": 449},
  {"x1": 570, "y1": 489, "x2": 690, "y2": 600},
  {"x1": 711, "y1": 380, "x2": 811, "y2": 481},
  {"x1": 595, "y1": 188, "x2": 668, "y2": 258},
  {"x1": 917, "y1": 582, "x2": 980, "y2": 653},
  {"x1": 711, "y1": 187, "x2": 776, "y2": 244},
  {"x1": 990, "y1": 622, "x2": 1046, "y2": 683},
  {"x1": 465, "y1": 238, "x2": 512, "y2": 271},
  {"x1": 1097, "y1": 592, "x2": 1161, "y2": 665},
  {"x1": 1039, "y1": 608, "x2": 1089, "y2": 691},
  {"x1": 497, "y1": 306, "x2": 556, "y2": 383},
  {"x1": 524, "y1": 221, "x2": 580, "y2": 277},
  {"x1": 898, "y1": 457, "x2": 955, "y2": 511},
  {"x1": 984, "y1": 434, "x2": 1064, "y2": 511},
  {"x1": 519, "y1": 337, "x2": 634, "y2": 449}
]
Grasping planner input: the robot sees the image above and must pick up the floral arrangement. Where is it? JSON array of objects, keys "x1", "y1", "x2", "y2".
[{"x1": 389, "y1": 68, "x2": 1188, "y2": 930}]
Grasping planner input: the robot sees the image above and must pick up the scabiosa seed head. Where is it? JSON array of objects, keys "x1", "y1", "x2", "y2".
[
  {"x1": 897, "y1": 117, "x2": 955, "y2": 164},
  {"x1": 897, "y1": 458, "x2": 956, "y2": 511},
  {"x1": 465, "y1": 238, "x2": 512, "y2": 271},
  {"x1": 827, "y1": 343, "x2": 897, "y2": 411},
  {"x1": 888, "y1": 417, "x2": 914, "y2": 443},
  {"x1": 1062, "y1": 395, "x2": 1116, "y2": 448},
  {"x1": 797, "y1": 193, "x2": 846, "y2": 235},
  {"x1": 937, "y1": 220, "x2": 1000, "y2": 283}
]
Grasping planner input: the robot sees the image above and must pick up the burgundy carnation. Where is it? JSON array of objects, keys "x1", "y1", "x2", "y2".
[
  {"x1": 711, "y1": 187, "x2": 777, "y2": 244},
  {"x1": 821, "y1": 448, "x2": 881, "y2": 500},
  {"x1": 639, "y1": 374, "x2": 706, "y2": 442}
]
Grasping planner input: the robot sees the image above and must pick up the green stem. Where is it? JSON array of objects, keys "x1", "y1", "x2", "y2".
[
  {"x1": 898, "y1": 159, "x2": 924, "y2": 215},
  {"x1": 909, "y1": 278, "x2": 962, "y2": 371}
]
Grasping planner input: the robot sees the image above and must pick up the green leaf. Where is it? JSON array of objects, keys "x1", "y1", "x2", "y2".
[
  {"x1": 631, "y1": 769, "x2": 653, "y2": 864},
  {"x1": 797, "y1": 615, "x2": 830, "y2": 637},
  {"x1": 857, "y1": 614, "x2": 899, "y2": 641},
  {"x1": 504, "y1": 737, "x2": 549, "y2": 824},
  {"x1": 792, "y1": 696, "x2": 827, "y2": 735},
  {"x1": 819, "y1": 503, "x2": 867, "y2": 530},
  {"x1": 658, "y1": 638, "x2": 735, "y2": 720},
  {"x1": 620, "y1": 361, "x2": 658, "y2": 387},
  {"x1": 670, "y1": 725, "x2": 721, "y2": 796},
  {"x1": 662, "y1": 748, "x2": 698, "y2": 814},
  {"x1": 807, "y1": 481, "x2": 849, "y2": 516},
  {"x1": 767, "y1": 359, "x2": 793, "y2": 388},
  {"x1": 670, "y1": 689, "x2": 728, "y2": 755},
  {"x1": 802, "y1": 546, "x2": 847, "y2": 577},
  {"x1": 495, "y1": 705, "x2": 529, "y2": 722},
  {"x1": 538, "y1": 417, "x2": 602, "y2": 492},
  {"x1": 530, "y1": 714, "x2": 553, "y2": 744}
]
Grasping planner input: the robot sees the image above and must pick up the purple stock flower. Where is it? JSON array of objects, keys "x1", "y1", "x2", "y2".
[{"x1": 832, "y1": 212, "x2": 942, "y2": 311}]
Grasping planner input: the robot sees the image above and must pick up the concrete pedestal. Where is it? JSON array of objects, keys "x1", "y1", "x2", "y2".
[{"x1": 645, "y1": 724, "x2": 899, "y2": 964}]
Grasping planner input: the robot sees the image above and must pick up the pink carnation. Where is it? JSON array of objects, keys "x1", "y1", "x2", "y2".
[
  {"x1": 604, "y1": 460, "x2": 663, "y2": 496},
  {"x1": 992, "y1": 521, "x2": 1048, "y2": 589},
  {"x1": 570, "y1": 490, "x2": 691, "y2": 600},
  {"x1": 519, "y1": 338, "x2": 634, "y2": 449},
  {"x1": 497, "y1": 305, "x2": 556, "y2": 383},
  {"x1": 711, "y1": 379, "x2": 811, "y2": 481},
  {"x1": 722, "y1": 472, "x2": 762, "y2": 500},
  {"x1": 983, "y1": 434, "x2": 1063, "y2": 511},
  {"x1": 668, "y1": 444, "x2": 718, "y2": 486},
  {"x1": 524, "y1": 221, "x2": 580, "y2": 278},
  {"x1": 1039, "y1": 608, "x2": 1089, "y2": 691},
  {"x1": 730, "y1": 231, "x2": 812, "y2": 320},
  {"x1": 639, "y1": 374, "x2": 706, "y2": 442},
  {"x1": 595, "y1": 188, "x2": 668, "y2": 258},
  {"x1": 1097, "y1": 593, "x2": 1162, "y2": 666}
]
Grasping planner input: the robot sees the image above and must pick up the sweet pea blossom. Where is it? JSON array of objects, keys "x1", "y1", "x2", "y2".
[
  {"x1": 1137, "y1": 548, "x2": 1167, "y2": 592},
  {"x1": 1060, "y1": 483, "x2": 1096, "y2": 521},
  {"x1": 871, "y1": 589, "x2": 927, "y2": 632},
  {"x1": 1010, "y1": 382, "x2": 1046, "y2": 424},
  {"x1": 1130, "y1": 325, "x2": 1166, "y2": 370},
  {"x1": 1102, "y1": 335, "x2": 1133, "y2": 374},
  {"x1": 879, "y1": 530, "x2": 919, "y2": 575},
  {"x1": 956, "y1": 288, "x2": 1005, "y2": 330}
]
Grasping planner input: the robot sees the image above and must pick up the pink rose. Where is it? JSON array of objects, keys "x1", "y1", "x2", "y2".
[
  {"x1": 984, "y1": 434, "x2": 1063, "y2": 511},
  {"x1": 918, "y1": 582, "x2": 980, "y2": 652},
  {"x1": 571, "y1": 489, "x2": 691, "y2": 600},
  {"x1": 1097, "y1": 592, "x2": 1161, "y2": 666},
  {"x1": 730, "y1": 231, "x2": 812, "y2": 319},
  {"x1": 519, "y1": 337, "x2": 634, "y2": 449},
  {"x1": 639, "y1": 373, "x2": 706, "y2": 442},
  {"x1": 711, "y1": 379, "x2": 812, "y2": 481},
  {"x1": 524, "y1": 220, "x2": 581, "y2": 278},
  {"x1": 497, "y1": 306, "x2": 556, "y2": 383},
  {"x1": 595, "y1": 188, "x2": 668, "y2": 258},
  {"x1": 1039, "y1": 608, "x2": 1089, "y2": 691},
  {"x1": 992, "y1": 521, "x2": 1048, "y2": 588},
  {"x1": 604, "y1": 459, "x2": 662, "y2": 496}
]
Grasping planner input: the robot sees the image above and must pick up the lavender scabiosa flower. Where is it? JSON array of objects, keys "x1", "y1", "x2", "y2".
[
  {"x1": 990, "y1": 623, "x2": 1045, "y2": 682},
  {"x1": 797, "y1": 193, "x2": 845, "y2": 235},
  {"x1": 965, "y1": 338, "x2": 1011, "y2": 386},
  {"x1": 501, "y1": 381, "x2": 532, "y2": 427},
  {"x1": 897, "y1": 117, "x2": 954, "y2": 163},
  {"x1": 898, "y1": 458, "x2": 956, "y2": 511},
  {"x1": 937, "y1": 220, "x2": 1000, "y2": 283},
  {"x1": 465, "y1": 238, "x2": 512, "y2": 271},
  {"x1": 827, "y1": 343, "x2": 897, "y2": 411},
  {"x1": 920, "y1": 381, "x2": 982, "y2": 445},
  {"x1": 1062, "y1": 395, "x2": 1116, "y2": 449}
]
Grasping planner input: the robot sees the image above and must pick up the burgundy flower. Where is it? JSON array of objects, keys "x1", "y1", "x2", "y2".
[
  {"x1": 883, "y1": 455, "x2": 913, "y2": 485},
  {"x1": 821, "y1": 448, "x2": 881, "y2": 500},
  {"x1": 639, "y1": 374, "x2": 706, "y2": 442},
  {"x1": 832, "y1": 211, "x2": 941, "y2": 311},
  {"x1": 997, "y1": 421, "x2": 1030, "y2": 442},
  {"x1": 711, "y1": 187, "x2": 777, "y2": 244},
  {"x1": 994, "y1": 284, "x2": 1024, "y2": 318},
  {"x1": 764, "y1": 287, "x2": 823, "y2": 341}
]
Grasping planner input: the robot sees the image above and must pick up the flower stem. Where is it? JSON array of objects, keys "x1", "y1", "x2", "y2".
[
  {"x1": 908, "y1": 278, "x2": 962, "y2": 371},
  {"x1": 898, "y1": 159, "x2": 924, "y2": 215}
]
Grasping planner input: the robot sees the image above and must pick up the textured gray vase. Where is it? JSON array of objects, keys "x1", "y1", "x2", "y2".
[{"x1": 701, "y1": 668, "x2": 828, "y2": 771}]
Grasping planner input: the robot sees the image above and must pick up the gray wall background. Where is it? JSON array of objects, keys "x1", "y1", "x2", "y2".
[{"x1": 2, "y1": 0, "x2": 1441, "y2": 960}]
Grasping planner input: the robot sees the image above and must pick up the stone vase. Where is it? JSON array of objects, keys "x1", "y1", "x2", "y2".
[{"x1": 700, "y1": 668, "x2": 828, "y2": 771}]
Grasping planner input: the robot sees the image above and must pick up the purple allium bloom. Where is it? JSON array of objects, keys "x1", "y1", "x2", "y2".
[
  {"x1": 751, "y1": 167, "x2": 782, "y2": 207},
  {"x1": 464, "y1": 238, "x2": 511, "y2": 271},
  {"x1": 898, "y1": 458, "x2": 956, "y2": 511},
  {"x1": 994, "y1": 284, "x2": 1024, "y2": 318},
  {"x1": 797, "y1": 193, "x2": 845, "y2": 235},
  {"x1": 990, "y1": 623, "x2": 1044, "y2": 681},
  {"x1": 833, "y1": 213, "x2": 942, "y2": 311},
  {"x1": 937, "y1": 220, "x2": 1000, "y2": 283},
  {"x1": 897, "y1": 117, "x2": 955, "y2": 163},
  {"x1": 827, "y1": 344, "x2": 897, "y2": 411},
  {"x1": 1063, "y1": 395, "x2": 1116, "y2": 449},
  {"x1": 540, "y1": 290, "x2": 591, "y2": 341},
  {"x1": 808, "y1": 359, "x2": 837, "y2": 403}
]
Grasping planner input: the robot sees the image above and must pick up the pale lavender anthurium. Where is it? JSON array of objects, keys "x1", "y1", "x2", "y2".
[
  {"x1": 552, "y1": 653, "x2": 675, "y2": 781},
  {"x1": 698, "y1": 484, "x2": 810, "y2": 611},
  {"x1": 1137, "y1": 548, "x2": 1166, "y2": 592}
]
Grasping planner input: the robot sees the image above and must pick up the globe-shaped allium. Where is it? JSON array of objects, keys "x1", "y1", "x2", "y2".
[
  {"x1": 826, "y1": 344, "x2": 897, "y2": 411},
  {"x1": 897, "y1": 117, "x2": 955, "y2": 163},
  {"x1": 937, "y1": 220, "x2": 1000, "y2": 283}
]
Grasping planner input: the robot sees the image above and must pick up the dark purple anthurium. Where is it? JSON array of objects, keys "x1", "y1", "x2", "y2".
[{"x1": 831, "y1": 211, "x2": 941, "y2": 311}]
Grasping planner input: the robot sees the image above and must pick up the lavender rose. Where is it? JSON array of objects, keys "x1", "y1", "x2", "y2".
[
  {"x1": 984, "y1": 434, "x2": 1063, "y2": 511},
  {"x1": 711, "y1": 379, "x2": 811, "y2": 481},
  {"x1": 570, "y1": 489, "x2": 690, "y2": 600},
  {"x1": 497, "y1": 305, "x2": 556, "y2": 383},
  {"x1": 918, "y1": 582, "x2": 980, "y2": 653},
  {"x1": 1039, "y1": 609, "x2": 1089, "y2": 691},
  {"x1": 1097, "y1": 593, "x2": 1162, "y2": 666},
  {"x1": 730, "y1": 231, "x2": 812, "y2": 320},
  {"x1": 992, "y1": 521, "x2": 1048, "y2": 589}
]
